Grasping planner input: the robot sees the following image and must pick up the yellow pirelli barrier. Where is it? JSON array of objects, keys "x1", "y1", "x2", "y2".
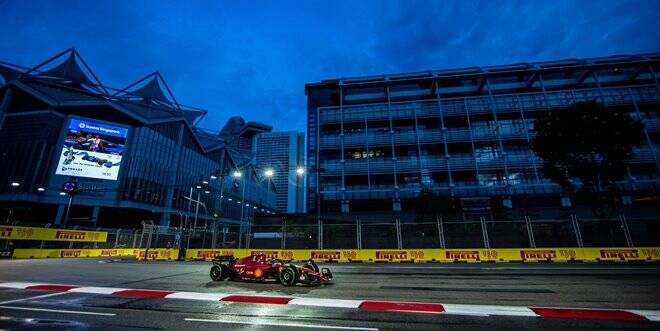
[
  {"x1": 10, "y1": 248, "x2": 179, "y2": 261},
  {"x1": 185, "y1": 247, "x2": 660, "y2": 263},
  {"x1": 0, "y1": 226, "x2": 107, "y2": 242}
]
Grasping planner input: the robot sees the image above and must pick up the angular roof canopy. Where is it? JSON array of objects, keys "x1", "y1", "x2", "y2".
[
  {"x1": 23, "y1": 48, "x2": 108, "y2": 95},
  {"x1": 0, "y1": 62, "x2": 23, "y2": 83}
]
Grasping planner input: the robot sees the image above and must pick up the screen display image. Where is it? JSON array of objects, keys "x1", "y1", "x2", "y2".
[{"x1": 55, "y1": 118, "x2": 128, "y2": 180}]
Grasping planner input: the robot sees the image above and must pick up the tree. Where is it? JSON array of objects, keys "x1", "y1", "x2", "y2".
[{"x1": 530, "y1": 101, "x2": 645, "y2": 219}]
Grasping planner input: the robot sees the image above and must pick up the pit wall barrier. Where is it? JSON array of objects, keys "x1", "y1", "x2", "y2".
[
  {"x1": 6, "y1": 248, "x2": 178, "y2": 261},
  {"x1": 185, "y1": 247, "x2": 660, "y2": 263}
]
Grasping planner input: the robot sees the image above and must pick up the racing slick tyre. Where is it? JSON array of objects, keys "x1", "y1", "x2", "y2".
[
  {"x1": 303, "y1": 260, "x2": 320, "y2": 273},
  {"x1": 210, "y1": 265, "x2": 229, "y2": 281},
  {"x1": 280, "y1": 266, "x2": 298, "y2": 286}
]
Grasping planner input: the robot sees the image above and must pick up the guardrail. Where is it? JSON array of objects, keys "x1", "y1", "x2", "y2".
[
  {"x1": 1, "y1": 248, "x2": 178, "y2": 260},
  {"x1": 185, "y1": 247, "x2": 660, "y2": 263}
]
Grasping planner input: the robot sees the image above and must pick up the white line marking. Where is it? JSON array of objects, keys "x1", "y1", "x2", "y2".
[
  {"x1": 289, "y1": 298, "x2": 364, "y2": 308},
  {"x1": 0, "y1": 292, "x2": 69, "y2": 305},
  {"x1": 165, "y1": 292, "x2": 229, "y2": 301},
  {"x1": 184, "y1": 318, "x2": 378, "y2": 330},
  {"x1": 0, "y1": 305, "x2": 116, "y2": 316},
  {"x1": 442, "y1": 304, "x2": 538, "y2": 317},
  {"x1": 627, "y1": 310, "x2": 660, "y2": 321},
  {"x1": 0, "y1": 282, "x2": 42, "y2": 289},
  {"x1": 69, "y1": 287, "x2": 127, "y2": 295}
]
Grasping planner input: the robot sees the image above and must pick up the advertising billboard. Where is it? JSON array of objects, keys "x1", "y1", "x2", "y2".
[{"x1": 55, "y1": 118, "x2": 128, "y2": 180}]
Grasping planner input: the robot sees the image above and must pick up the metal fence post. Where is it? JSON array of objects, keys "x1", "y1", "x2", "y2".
[
  {"x1": 114, "y1": 229, "x2": 121, "y2": 248},
  {"x1": 281, "y1": 218, "x2": 286, "y2": 249},
  {"x1": 437, "y1": 216, "x2": 445, "y2": 249},
  {"x1": 525, "y1": 216, "x2": 536, "y2": 248},
  {"x1": 480, "y1": 216, "x2": 490, "y2": 249},
  {"x1": 132, "y1": 230, "x2": 138, "y2": 248},
  {"x1": 318, "y1": 217, "x2": 323, "y2": 249},
  {"x1": 395, "y1": 217, "x2": 403, "y2": 249},
  {"x1": 571, "y1": 214, "x2": 584, "y2": 247},
  {"x1": 211, "y1": 223, "x2": 217, "y2": 249},
  {"x1": 619, "y1": 213, "x2": 634, "y2": 247},
  {"x1": 356, "y1": 217, "x2": 362, "y2": 250}
]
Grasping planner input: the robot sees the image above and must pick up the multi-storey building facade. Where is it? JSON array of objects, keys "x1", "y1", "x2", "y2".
[
  {"x1": 253, "y1": 131, "x2": 305, "y2": 213},
  {"x1": 305, "y1": 53, "x2": 660, "y2": 216},
  {"x1": 0, "y1": 49, "x2": 277, "y2": 230}
]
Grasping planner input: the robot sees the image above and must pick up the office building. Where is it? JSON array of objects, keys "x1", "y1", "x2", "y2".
[
  {"x1": 254, "y1": 131, "x2": 305, "y2": 213},
  {"x1": 305, "y1": 53, "x2": 660, "y2": 217}
]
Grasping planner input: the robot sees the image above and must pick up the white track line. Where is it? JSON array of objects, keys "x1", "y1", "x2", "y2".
[
  {"x1": 69, "y1": 287, "x2": 128, "y2": 295},
  {"x1": 165, "y1": 292, "x2": 229, "y2": 301},
  {"x1": 289, "y1": 298, "x2": 364, "y2": 308},
  {"x1": 0, "y1": 292, "x2": 69, "y2": 305},
  {"x1": 0, "y1": 305, "x2": 116, "y2": 316},
  {"x1": 184, "y1": 318, "x2": 378, "y2": 330},
  {"x1": 442, "y1": 304, "x2": 537, "y2": 317}
]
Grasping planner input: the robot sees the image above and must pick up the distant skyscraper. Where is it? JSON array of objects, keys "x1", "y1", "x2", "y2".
[{"x1": 254, "y1": 131, "x2": 305, "y2": 213}]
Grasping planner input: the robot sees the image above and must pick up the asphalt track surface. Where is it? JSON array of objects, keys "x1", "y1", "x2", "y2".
[{"x1": 0, "y1": 258, "x2": 659, "y2": 330}]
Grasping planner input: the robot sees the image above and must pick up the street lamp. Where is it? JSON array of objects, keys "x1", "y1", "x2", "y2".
[
  {"x1": 10, "y1": 182, "x2": 20, "y2": 187},
  {"x1": 264, "y1": 168, "x2": 274, "y2": 178},
  {"x1": 37, "y1": 187, "x2": 45, "y2": 192},
  {"x1": 232, "y1": 171, "x2": 242, "y2": 178},
  {"x1": 296, "y1": 167, "x2": 305, "y2": 176}
]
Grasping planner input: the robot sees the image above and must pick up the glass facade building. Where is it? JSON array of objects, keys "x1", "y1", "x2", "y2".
[
  {"x1": 0, "y1": 49, "x2": 277, "y2": 229},
  {"x1": 253, "y1": 131, "x2": 306, "y2": 213},
  {"x1": 305, "y1": 53, "x2": 660, "y2": 217}
]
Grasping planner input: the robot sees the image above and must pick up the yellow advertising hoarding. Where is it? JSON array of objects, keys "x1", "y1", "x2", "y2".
[
  {"x1": 185, "y1": 247, "x2": 660, "y2": 263},
  {"x1": 0, "y1": 226, "x2": 107, "y2": 242}
]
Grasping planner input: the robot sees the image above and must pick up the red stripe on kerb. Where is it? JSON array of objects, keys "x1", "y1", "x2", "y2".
[
  {"x1": 531, "y1": 308, "x2": 647, "y2": 321},
  {"x1": 222, "y1": 295, "x2": 292, "y2": 305},
  {"x1": 113, "y1": 289, "x2": 175, "y2": 298},
  {"x1": 360, "y1": 301, "x2": 444, "y2": 313},
  {"x1": 26, "y1": 285, "x2": 80, "y2": 292}
]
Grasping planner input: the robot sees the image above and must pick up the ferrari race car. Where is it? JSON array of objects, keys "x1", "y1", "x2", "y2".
[{"x1": 210, "y1": 254, "x2": 333, "y2": 286}]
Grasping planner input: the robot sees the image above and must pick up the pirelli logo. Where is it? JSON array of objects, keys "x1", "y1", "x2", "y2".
[
  {"x1": 520, "y1": 250, "x2": 557, "y2": 260},
  {"x1": 375, "y1": 251, "x2": 408, "y2": 260},
  {"x1": 196, "y1": 250, "x2": 232, "y2": 259},
  {"x1": 101, "y1": 250, "x2": 118, "y2": 256},
  {"x1": 251, "y1": 251, "x2": 279, "y2": 260},
  {"x1": 56, "y1": 231, "x2": 87, "y2": 240},
  {"x1": 138, "y1": 251, "x2": 159, "y2": 259},
  {"x1": 311, "y1": 251, "x2": 341, "y2": 260},
  {"x1": 0, "y1": 227, "x2": 12, "y2": 238},
  {"x1": 446, "y1": 251, "x2": 480, "y2": 260},
  {"x1": 60, "y1": 250, "x2": 81, "y2": 258},
  {"x1": 600, "y1": 249, "x2": 639, "y2": 259}
]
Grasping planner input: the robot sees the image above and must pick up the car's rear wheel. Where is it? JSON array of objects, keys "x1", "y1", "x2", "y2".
[
  {"x1": 210, "y1": 265, "x2": 228, "y2": 281},
  {"x1": 280, "y1": 266, "x2": 297, "y2": 286}
]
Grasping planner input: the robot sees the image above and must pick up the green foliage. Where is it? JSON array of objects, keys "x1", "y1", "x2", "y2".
[{"x1": 530, "y1": 101, "x2": 645, "y2": 218}]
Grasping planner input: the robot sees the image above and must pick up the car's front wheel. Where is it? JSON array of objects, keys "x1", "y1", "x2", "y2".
[
  {"x1": 210, "y1": 265, "x2": 228, "y2": 281},
  {"x1": 280, "y1": 266, "x2": 298, "y2": 286}
]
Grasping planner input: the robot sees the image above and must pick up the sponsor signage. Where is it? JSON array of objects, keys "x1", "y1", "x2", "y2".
[
  {"x1": 520, "y1": 249, "x2": 557, "y2": 260},
  {"x1": 0, "y1": 226, "x2": 107, "y2": 242},
  {"x1": 375, "y1": 251, "x2": 408, "y2": 260},
  {"x1": 599, "y1": 249, "x2": 640, "y2": 260},
  {"x1": 55, "y1": 118, "x2": 128, "y2": 180},
  {"x1": 311, "y1": 251, "x2": 341, "y2": 260},
  {"x1": 446, "y1": 250, "x2": 480, "y2": 261}
]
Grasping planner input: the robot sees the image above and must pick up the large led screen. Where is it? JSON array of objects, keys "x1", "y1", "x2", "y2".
[{"x1": 55, "y1": 118, "x2": 128, "y2": 180}]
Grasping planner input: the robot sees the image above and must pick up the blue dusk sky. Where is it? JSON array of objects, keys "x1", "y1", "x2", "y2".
[{"x1": 0, "y1": 0, "x2": 658, "y2": 132}]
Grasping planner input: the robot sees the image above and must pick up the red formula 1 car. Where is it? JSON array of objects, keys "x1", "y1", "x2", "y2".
[{"x1": 209, "y1": 254, "x2": 333, "y2": 286}]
